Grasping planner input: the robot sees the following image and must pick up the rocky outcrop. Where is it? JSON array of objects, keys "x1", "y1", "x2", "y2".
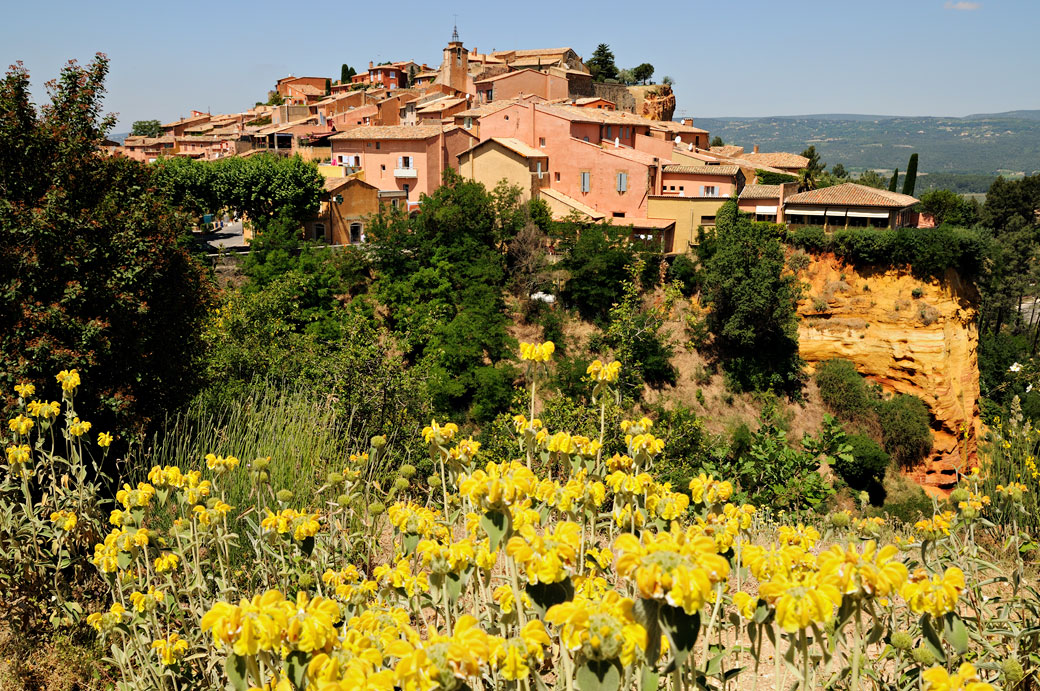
[
  {"x1": 639, "y1": 85, "x2": 675, "y2": 121},
  {"x1": 795, "y1": 253, "x2": 981, "y2": 492}
]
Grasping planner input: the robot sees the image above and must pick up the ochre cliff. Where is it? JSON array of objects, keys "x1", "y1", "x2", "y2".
[
  {"x1": 795, "y1": 254, "x2": 981, "y2": 491},
  {"x1": 638, "y1": 85, "x2": 676, "y2": 121}
]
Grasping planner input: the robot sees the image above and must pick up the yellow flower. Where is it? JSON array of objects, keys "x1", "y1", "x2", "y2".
[
  {"x1": 422, "y1": 419, "x2": 460, "y2": 446},
  {"x1": 205, "y1": 453, "x2": 240, "y2": 473},
  {"x1": 914, "y1": 511, "x2": 955, "y2": 541},
  {"x1": 506, "y1": 521, "x2": 581, "y2": 585},
  {"x1": 152, "y1": 633, "x2": 189, "y2": 666},
  {"x1": 817, "y1": 540, "x2": 908, "y2": 599},
  {"x1": 261, "y1": 508, "x2": 321, "y2": 542},
  {"x1": 27, "y1": 400, "x2": 61, "y2": 419},
  {"x1": 49, "y1": 510, "x2": 77, "y2": 532},
  {"x1": 116, "y1": 482, "x2": 156, "y2": 511},
  {"x1": 130, "y1": 585, "x2": 165, "y2": 613},
  {"x1": 68, "y1": 417, "x2": 92, "y2": 437},
  {"x1": 519, "y1": 340, "x2": 555, "y2": 363},
  {"x1": 97, "y1": 432, "x2": 113, "y2": 447},
  {"x1": 732, "y1": 591, "x2": 758, "y2": 620},
  {"x1": 759, "y1": 571, "x2": 842, "y2": 633},
  {"x1": 8, "y1": 414, "x2": 33, "y2": 436},
  {"x1": 14, "y1": 382, "x2": 35, "y2": 398},
  {"x1": 154, "y1": 552, "x2": 180, "y2": 572},
  {"x1": 688, "y1": 474, "x2": 734, "y2": 505},
  {"x1": 86, "y1": 602, "x2": 126, "y2": 634},
  {"x1": 777, "y1": 524, "x2": 821, "y2": 550},
  {"x1": 901, "y1": 567, "x2": 964, "y2": 618},
  {"x1": 921, "y1": 662, "x2": 994, "y2": 691},
  {"x1": 546, "y1": 591, "x2": 646, "y2": 666},
  {"x1": 200, "y1": 590, "x2": 290, "y2": 656},
  {"x1": 6, "y1": 444, "x2": 31, "y2": 475},
  {"x1": 490, "y1": 620, "x2": 552, "y2": 681},
  {"x1": 55, "y1": 369, "x2": 81, "y2": 393},
  {"x1": 587, "y1": 359, "x2": 621, "y2": 383}
]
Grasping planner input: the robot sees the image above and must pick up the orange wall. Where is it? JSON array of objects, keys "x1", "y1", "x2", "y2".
[
  {"x1": 634, "y1": 133, "x2": 676, "y2": 160},
  {"x1": 659, "y1": 172, "x2": 736, "y2": 197},
  {"x1": 331, "y1": 136, "x2": 442, "y2": 200},
  {"x1": 477, "y1": 71, "x2": 568, "y2": 102}
]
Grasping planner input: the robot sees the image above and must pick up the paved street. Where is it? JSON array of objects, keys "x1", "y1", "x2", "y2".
[{"x1": 197, "y1": 219, "x2": 247, "y2": 252}]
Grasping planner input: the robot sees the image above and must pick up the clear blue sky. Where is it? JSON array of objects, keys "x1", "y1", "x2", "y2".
[{"x1": 2, "y1": 0, "x2": 1036, "y2": 130}]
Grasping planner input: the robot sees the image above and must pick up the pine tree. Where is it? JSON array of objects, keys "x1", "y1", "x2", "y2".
[
  {"x1": 587, "y1": 44, "x2": 618, "y2": 82},
  {"x1": 889, "y1": 168, "x2": 900, "y2": 192},
  {"x1": 902, "y1": 153, "x2": 919, "y2": 197}
]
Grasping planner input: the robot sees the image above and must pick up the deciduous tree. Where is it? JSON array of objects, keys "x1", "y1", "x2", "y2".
[{"x1": 130, "y1": 119, "x2": 161, "y2": 137}]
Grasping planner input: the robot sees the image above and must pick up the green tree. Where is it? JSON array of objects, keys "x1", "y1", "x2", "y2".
[
  {"x1": 856, "y1": 170, "x2": 888, "y2": 189},
  {"x1": 918, "y1": 189, "x2": 979, "y2": 227},
  {"x1": 888, "y1": 168, "x2": 900, "y2": 192},
  {"x1": 701, "y1": 200, "x2": 804, "y2": 394},
  {"x1": 560, "y1": 223, "x2": 635, "y2": 323},
  {"x1": 130, "y1": 119, "x2": 162, "y2": 137},
  {"x1": 0, "y1": 55, "x2": 213, "y2": 435},
  {"x1": 902, "y1": 153, "x2": 918, "y2": 196},
  {"x1": 324, "y1": 78, "x2": 331, "y2": 95},
  {"x1": 587, "y1": 44, "x2": 618, "y2": 82},
  {"x1": 633, "y1": 63, "x2": 655, "y2": 84},
  {"x1": 710, "y1": 136, "x2": 724, "y2": 147},
  {"x1": 831, "y1": 163, "x2": 848, "y2": 179},
  {"x1": 661, "y1": 76, "x2": 674, "y2": 86},
  {"x1": 798, "y1": 145, "x2": 825, "y2": 190},
  {"x1": 340, "y1": 64, "x2": 357, "y2": 84},
  {"x1": 756, "y1": 170, "x2": 798, "y2": 185}
]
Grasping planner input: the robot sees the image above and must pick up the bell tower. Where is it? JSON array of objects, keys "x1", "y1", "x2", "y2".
[{"x1": 441, "y1": 24, "x2": 469, "y2": 93}]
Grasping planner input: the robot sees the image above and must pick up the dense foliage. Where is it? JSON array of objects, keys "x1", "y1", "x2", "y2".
[
  {"x1": 0, "y1": 55, "x2": 212, "y2": 436},
  {"x1": 702, "y1": 201, "x2": 804, "y2": 394}
]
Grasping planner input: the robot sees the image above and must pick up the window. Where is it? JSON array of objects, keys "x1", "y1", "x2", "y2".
[
  {"x1": 535, "y1": 161, "x2": 543, "y2": 179},
  {"x1": 701, "y1": 215, "x2": 717, "y2": 225},
  {"x1": 375, "y1": 142, "x2": 381, "y2": 150},
  {"x1": 539, "y1": 137, "x2": 546, "y2": 148},
  {"x1": 313, "y1": 223, "x2": 326, "y2": 242},
  {"x1": 612, "y1": 212, "x2": 625, "y2": 218},
  {"x1": 403, "y1": 183, "x2": 410, "y2": 198},
  {"x1": 702, "y1": 185, "x2": 717, "y2": 197},
  {"x1": 555, "y1": 172, "x2": 561, "y2": 182},
  {"x1": 350, "y1": 222, "x2": 363, "y2": 244},
  {"x1": 616, "y1": 171, "x2": 628, "y2": 192},
  {"x1": 380, "y1": 164, "x2": 386, "y2": 171},
  {"x1": 606, "y1": 125, "x2": 612, "y2": 139},
  {"x1": 678, "y1": 186, "x2": 684, "y2": 193},
  {"x1": 580, "y1": 171, "x2": 591, "y2": 193},
  {"x1": 464, "y1": 117, "x2": 473, "y2": 129},
  {"x1": 504, "y1": 115, "x2": 509, "y2": 121},
  {"x1": 398, "y1": 156, "x2": 412, "y2": 169},
  {"x1": 583, "y1": 136, "x2": 589, "y2": 142}
]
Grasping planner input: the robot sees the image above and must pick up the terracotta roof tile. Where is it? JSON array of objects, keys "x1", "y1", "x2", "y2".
[
  {"x1": 709, "y1": 145, "x2": 744, "y2": 157},
  {"x1": 742, "y1": 152, "x2": 809, "y2": 169},
  {"x1": 663, "y1": 164, "x2": 740, "y2": 176},
  {"x1": 784, "y1": 183, "x2": 919, "y2": 208},
  {"x1": 329, "y1": 125, "x2": 443, "y2": 141},
  {"x1": 738, "y1": 184, "x2": 783, "y2": 200}
]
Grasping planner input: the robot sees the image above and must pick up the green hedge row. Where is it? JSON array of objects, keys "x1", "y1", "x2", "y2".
[{"x1": 785, "y1": 225, "x2": 987, "y2": 279}]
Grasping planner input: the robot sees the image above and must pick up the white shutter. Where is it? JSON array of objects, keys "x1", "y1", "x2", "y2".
[{"x1": 397, "y1": 156, "x2": 403, "y2": 169}]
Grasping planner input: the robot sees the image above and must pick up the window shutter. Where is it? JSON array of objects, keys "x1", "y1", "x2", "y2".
[{"x1": 398, "y1": 156, "x2": 403, "y2": 169}]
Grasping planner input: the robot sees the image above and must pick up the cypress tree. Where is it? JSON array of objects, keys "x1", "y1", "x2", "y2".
[
  {"x1": 888, "y1": 168, "x2": 899, "y2": 192},
  {"x1": 340, "y1": 63, "x2": 349, "y2": 83},
  {"x1": 902, "y1": 153, "x2": 919, "y2": 197}
]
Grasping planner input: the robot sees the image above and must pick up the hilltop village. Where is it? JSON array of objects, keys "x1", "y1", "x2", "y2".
[{"x1": 113, "y1": 31, "x2": 924, "y2": 252}]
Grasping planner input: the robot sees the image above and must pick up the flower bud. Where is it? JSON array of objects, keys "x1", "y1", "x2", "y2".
[
  {"x1": 336, "y1": 494, "x2": 350, "y2": 506},
  {"x1": 399, "y1": 463, "x2": 417, "y2": 479},
  {"x1": 829, "y1": 512, "x2": 851, "y2": 528},
  {"x1": 394, "y1": 478, "x2": 410, "y2": 492},
  {"x1": 370, "y1": 435, "x2": 386, "y2": 449},
  {"x1": 890, "y1": 631, "x2": 913, "y2": 651},
  {"x1": 327, "y1": 472, "x2": 344, "y2": 486},
  {"x1": 258, "y1": 470, "x2": 269, "y2": 484},
  {"x1": 368, "y1": 501, "x2": 386, "y2": 516},
  {"x1": 276, "y1": 489, "x2": 294, "y2": 503},
  {"x1": 857, "y1": 491, "x2": 870, "y2": 505},
  {"x1": 429, "y1": 474, "x2": 443, "y2": 488},
  {"x1": 949, "y1": 488, "x2": 970, "y2": 504},
  {"x1": 961, "y1": 505, "x2": 978, "y2": 520},
  {"x1": 911, "y1": 647, "x2": 936, "y2": 667},
  {"x1": 1002, "y1": 658, "x2": 1025, "y2": 684},
  {"x1": 253, "y1": 456, "x2": 271, "y2": 470},
  {"x1": 298, "y1": 573, "x2": 315, "y2": 590}
]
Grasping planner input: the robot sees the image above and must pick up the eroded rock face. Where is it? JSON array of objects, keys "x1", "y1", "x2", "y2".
[
  {"x1": 795, "y1": 253, "x2": 981, "y2": 492},
  {"x1": 639, "y1": 85, "x2": 675, "y2": 121}
]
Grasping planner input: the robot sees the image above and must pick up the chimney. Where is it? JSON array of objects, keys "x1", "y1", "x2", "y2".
[
  {"x1": 682, "y1": 117, "x2": 692, "y2": 126},
  {"x1": 753, "y1": 144, "x2": 760, "y2": 154},
  {"x1": 369, "y1": 61, "x2": 374, "y2": 70}
]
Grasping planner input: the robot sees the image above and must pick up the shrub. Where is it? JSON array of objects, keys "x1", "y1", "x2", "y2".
[
  {"x1": 833, "y1": 433, "x2": 889, "y2": 491},
  {"x1": 911, "y1": 287, "x2": 924, "y2": 299},
  {"x1": 538, "y1": 306, "x2": 566, "y2": 353},
  {"x1": 652, "y1": 405, "x2": 711, "y2": 490},
  {"x1": 667, "y1": 254, "x2": 701, "y2": 296},
  {"x1": 877, "y1": 394, "x2": 933, "y2": 467},
  {"x1": 815, "y1": 359, "x2": 874, "y2": 423},
  {"x1": 787, "y1": 250, "x2": 811, "y2": 273}
]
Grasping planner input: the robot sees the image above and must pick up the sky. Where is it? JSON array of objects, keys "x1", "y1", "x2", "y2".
[{"x1": 2, "y1": 0, "x2": 1037, "y2": 130}]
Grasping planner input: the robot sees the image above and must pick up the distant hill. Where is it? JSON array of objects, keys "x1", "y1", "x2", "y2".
[{"x1": 691, "y1": 113, "x2": 1040, "y2": 181}]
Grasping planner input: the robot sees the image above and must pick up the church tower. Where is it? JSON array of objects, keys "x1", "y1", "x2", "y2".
[{"x1": 441, "y1": 24, "x2": 469, "y2": 94}]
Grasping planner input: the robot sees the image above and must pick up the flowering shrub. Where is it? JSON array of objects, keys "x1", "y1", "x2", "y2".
[{"x1": 3, "y1": 362, "x2": 1035, "y2": 690}]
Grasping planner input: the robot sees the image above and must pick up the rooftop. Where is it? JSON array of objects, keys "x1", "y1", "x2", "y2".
[
  {"x1": 742, "y1": 152, "x2": 810, "y2": 169},
  {"x1": 329, "y1": 124, "x2": 443, "y2": 141},
  {"x1": 540, "y1": 188, "x2": 605, "y2": 220},
  {"x1": 738, "y1": 184, "x2": 783, "y2": 200},
  {"x1": 662, "y1": 164, "x2": 740, "y2": 176},
  {"x1": 709, "y1": 145, "x2": 745, "y2": 157},
  {"x1": 461, "y1": 137, "x2": 547, "y2": 159},
  {"x1": 784, "y1": 183, "x2": 919, "y2": 208}
]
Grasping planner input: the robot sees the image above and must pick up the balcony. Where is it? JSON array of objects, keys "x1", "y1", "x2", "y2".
[{"x1": 394, "y1": 167, "x2": 418, "y2": 178}]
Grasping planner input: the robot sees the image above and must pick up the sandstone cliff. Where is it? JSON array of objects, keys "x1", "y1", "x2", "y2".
[
  {"x1": 639, "y1": 85, "x2": 676, "y2": 122},
  {"x1": 795, "y1": 254, "x2": 981, "y2": 491}
]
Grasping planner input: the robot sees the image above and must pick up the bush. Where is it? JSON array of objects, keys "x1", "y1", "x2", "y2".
[
  {"x1": 667, "y1": 254, "x2": 701, "y2": 296},
  {"x1": 538, "y1": 307, "x2": 567, "y2": 353},
  {"x1": 833, "y1": 433, "x2": 889, "y2": 492},
  {"x1": 651, "y1": 405, "x2": 712, "y2": 490},
  {"x1": 815, "y1": 359, "x2": 874, "y2": 423},
  {"x1": 877, "y1": 394, "x2": 933, "y2": 467}
]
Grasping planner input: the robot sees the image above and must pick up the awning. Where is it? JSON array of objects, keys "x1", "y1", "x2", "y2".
[
  {"x1": 787, "y1": 207, "x2": 824, "y2": 216},
  {"x1": 847, "y1": 210, "x2": 891, "y2": 219},
  {"x1": 755, "y1": 205, "x2": 778, "y2": 214},
  {"x1": 826, "y1": 210, "x2": 846, "y2": 217}
]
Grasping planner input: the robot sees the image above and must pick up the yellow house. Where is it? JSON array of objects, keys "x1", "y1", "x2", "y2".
[
  {"x1": 647, "y1": 196, "x2": 730, "y2": 253},
  {"x1": 456, "y1": 137, "x2": 549, "y2": 200}
]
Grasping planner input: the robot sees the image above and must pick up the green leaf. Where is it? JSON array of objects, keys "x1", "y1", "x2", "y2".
[
  {"x1": 226, "y1": 652, "x2": 249, "y2": 691},
  {"x1": 403, "y1": 533, "x2": 420, "y2": 555},
  {"x1": 634, "y1": 598, "x2": 662, "y2": 668},
  {"x1": 659, "y1": 605, "x2": 700, "y2": 670},
  {"x1": 525, "y1": 578, "x2": 574, "y2": 617},
  {"x1": 943, "y1": 613, "x2": 969, "y2": 656},
  {"x1": 286, "y1": 650, "x2": 308, "y2": 690},
  {"x1": 920, "y1": 614, "x2": 946, "y2": 662},
  {"x1": 640, "y1": 666, "x2": 660, "y2": 691},
  {"x1": 299, "y1": 536, "x2": 315, "y2": 557},
  {"x1": 117, "y1": 551, "x2": 131, "y2": 570},
  {"x1": 480, "y1": 510, "x2": 511, "y2": 551},
  {"x1": 576, "y1": 658, "x2": 622, "y2": 691},
  {"x1": 446, "y1": 571, "x2": 468, "y2": 605}
]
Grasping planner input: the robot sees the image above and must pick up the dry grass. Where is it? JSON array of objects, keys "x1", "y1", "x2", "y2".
[{"x1": 0, "y1": 624, "x2": 108, "y2": 691}]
